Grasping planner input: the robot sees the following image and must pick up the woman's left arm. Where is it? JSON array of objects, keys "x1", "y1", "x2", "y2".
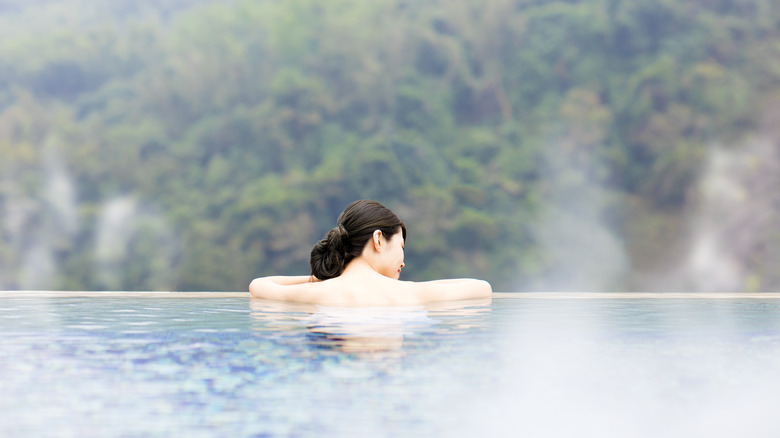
[{"x1": 409, "y1": 278, "x2": 492, "y2": 303}]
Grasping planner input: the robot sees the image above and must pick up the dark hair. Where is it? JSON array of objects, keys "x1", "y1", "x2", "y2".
[{"x1": 310, "y1": 200, "x2": 406, "y2": 280}]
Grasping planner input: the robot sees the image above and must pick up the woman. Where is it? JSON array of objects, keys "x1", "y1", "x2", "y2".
[{"x1": 249, "y1": 200, "x2": 492, "y2": 306}]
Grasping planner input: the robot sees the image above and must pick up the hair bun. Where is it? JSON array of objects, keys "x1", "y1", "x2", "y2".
[
  {"x1": 310, "y1": 224, "x2": 349, "y2": 280},
  {"x1": 336, "y1": 224, "x2": 349, "y2": 241},
  {"x1": 325, "y1": 224, "x2": 348, "y2": 254}
]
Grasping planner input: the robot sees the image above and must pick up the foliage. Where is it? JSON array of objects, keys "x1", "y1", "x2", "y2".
[{"x1": 1, "y1": 0, "x2": 779, "y2": 291}]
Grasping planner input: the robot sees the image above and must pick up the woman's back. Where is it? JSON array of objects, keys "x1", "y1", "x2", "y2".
[{"x1": 307, "y1": 268, "x2": 424, "y2": 306}]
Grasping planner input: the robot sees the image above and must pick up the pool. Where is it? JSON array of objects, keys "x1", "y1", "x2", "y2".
[{"x1": 2, "y1": 292, "x2": 780, "y2": 437}]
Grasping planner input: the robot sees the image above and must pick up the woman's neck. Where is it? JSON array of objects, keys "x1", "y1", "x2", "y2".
[{"x1": 341, "y1": 257, "x2": 378, "y2": 276}]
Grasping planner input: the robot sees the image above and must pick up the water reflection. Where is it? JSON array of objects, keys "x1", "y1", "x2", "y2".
[{"x1": 248, "y1": 297, "x2": 491, "y2": 356}]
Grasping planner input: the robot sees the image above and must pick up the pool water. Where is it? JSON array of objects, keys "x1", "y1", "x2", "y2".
[{"x1": 2, "y1": 293, "x2": 780, "y2": 437}]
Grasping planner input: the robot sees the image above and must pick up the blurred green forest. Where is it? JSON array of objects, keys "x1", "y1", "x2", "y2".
[{"x1": 2, "y1": 0, "x2": 780, "y2": 292}]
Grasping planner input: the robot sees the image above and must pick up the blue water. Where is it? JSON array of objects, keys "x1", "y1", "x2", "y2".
[{"x1": 2, "y1": 295, "x2": 780, "y2": 437}]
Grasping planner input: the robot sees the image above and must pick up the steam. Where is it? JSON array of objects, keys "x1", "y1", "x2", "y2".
[
  {"x1": 0, "y1": 138, "x2": 179, "y2": 290},
  {"x1": 527, "y1": 127, "x2": 629, "y2": 292},
  {"x1": 677, "y1": 138, "x2": 780, "y2": 292},
  {"x1": 449, "y1": 303, "x2": 780, "y2": 437},
  {"x1": 94, "y1": 196, "x2": 179, "y2": 291},
  {"x1": 532, "y1": 182, "x2": 628, "y2": 291},
  {"x1": 43, "y1": 145, "x2": 79, "y2": 235},
  {"x1": 94, "y1": 197, "x2": 138, "y2": 288},
  {"x1": 529, "y1": 128, "x2": 780, "y2": 292},
  {"x1": 16, "y1": 143, "x2": 79, "y2": 289},
  {"x1": 683, "y1": 147, "x2": 745, "y2": 291}
]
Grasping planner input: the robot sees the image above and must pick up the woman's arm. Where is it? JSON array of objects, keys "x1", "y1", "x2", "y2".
[
  {"x1": 252, "y1": 276, "x2": 320, "y2": 286},
  {"x1": 249, "y1": 276, "x2": 322, "y2": 301},
  {"x1": 410, "y1": 278, "x2": 492, "y2": 303}
]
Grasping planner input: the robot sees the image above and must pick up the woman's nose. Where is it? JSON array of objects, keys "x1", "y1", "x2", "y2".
[{"x1": 400, "y1": 262, "x2": 405, "y2": 268}]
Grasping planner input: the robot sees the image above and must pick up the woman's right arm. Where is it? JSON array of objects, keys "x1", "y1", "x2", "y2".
[{"x1": 249, "y1": 276, "x2": 321, "y2": 301}]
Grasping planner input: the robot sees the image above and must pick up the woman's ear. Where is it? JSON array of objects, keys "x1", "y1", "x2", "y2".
[{"x1": 372, "y1": 230, "x2": 383, "y2": 251}]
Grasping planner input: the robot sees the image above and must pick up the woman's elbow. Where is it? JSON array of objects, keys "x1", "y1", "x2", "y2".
[
  {"x1": 248, "y1": 278, "x2": 265, "y2": 297},
  {"x1": 477, "y1": 279, "x2": 493, "y2": 297}
]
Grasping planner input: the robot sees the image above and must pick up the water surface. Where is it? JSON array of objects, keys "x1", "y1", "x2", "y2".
[{"x1": 2, "y1": 293, "x2": 780, "y2": 437}]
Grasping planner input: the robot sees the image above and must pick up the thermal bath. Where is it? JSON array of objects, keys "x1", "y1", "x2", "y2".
[{"x1": 3, "y1": 292, "x2": 780, "y2": 437}]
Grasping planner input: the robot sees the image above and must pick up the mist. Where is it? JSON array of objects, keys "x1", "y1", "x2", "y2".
[{"x1": 451, "y1": 301, "x2": 780, "y2": 437}]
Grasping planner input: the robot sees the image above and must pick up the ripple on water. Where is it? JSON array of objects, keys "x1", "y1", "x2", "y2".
[{"x1": 3, "y1": 296, "x2": 780, "y2": 438}]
